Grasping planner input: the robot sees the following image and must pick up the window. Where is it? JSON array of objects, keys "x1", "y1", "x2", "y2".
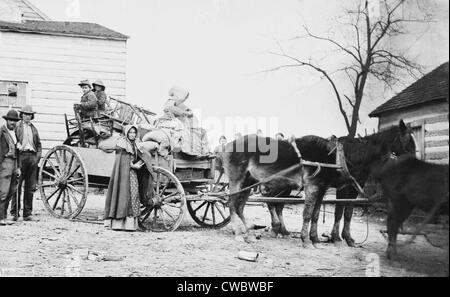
[{"x1": 0, "y1": 81, "x2": 27, "y2": 108}]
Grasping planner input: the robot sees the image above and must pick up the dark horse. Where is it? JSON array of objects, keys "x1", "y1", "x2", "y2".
[
  {"x1": 221, "y1": 120, "x2": 416, "y2": 245},
  {"x1": 374, "y1": 155, "x2": 449, "y2": 260}
]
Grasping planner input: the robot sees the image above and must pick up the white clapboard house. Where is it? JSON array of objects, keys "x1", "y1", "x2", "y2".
[
  {"x1": 0, "y1": 0, "x2": 128, "y2": 153},
  {"x1": 370, "y1": 62, "x2": 449, "y2": 164}
]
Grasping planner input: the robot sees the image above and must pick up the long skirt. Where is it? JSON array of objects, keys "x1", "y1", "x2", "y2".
[{"x1": 104, "y1": 169, "x2": 141, "y2": 231}]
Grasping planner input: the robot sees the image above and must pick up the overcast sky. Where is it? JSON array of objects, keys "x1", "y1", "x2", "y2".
[{"x1": 29, "y1": 0, "x2": 449, "y2": 144}]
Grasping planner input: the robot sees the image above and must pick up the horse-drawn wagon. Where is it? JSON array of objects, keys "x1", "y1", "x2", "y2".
[
  {"x1": 37, "y1": 97, "x2": 232, "y2": 232},
  {"x1": 38, "y1": 96, "x2": 377, "y2": 234}
]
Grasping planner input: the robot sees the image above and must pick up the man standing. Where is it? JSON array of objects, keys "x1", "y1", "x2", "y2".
[
  {"x1": 12, "y1": 105, "x2": 42, "y2": 221},
  {"x1": 0, "y1": 109, "x2": 21, "y2": 226}
]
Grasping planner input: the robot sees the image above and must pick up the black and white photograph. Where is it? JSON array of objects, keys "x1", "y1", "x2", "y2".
[{"x1": 0, "y1": 0, "x2": 448, "y2": 280}]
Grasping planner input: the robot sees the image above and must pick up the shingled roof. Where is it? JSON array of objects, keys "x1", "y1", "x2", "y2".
[
  {"x1": 369, "y1": 62, "x2": 449, "y2": 117},
  {"x1": 0, "y1": 20, "x2": 129, "y2": 40}
]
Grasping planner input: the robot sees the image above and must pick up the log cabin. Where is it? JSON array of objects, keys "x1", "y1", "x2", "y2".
[{"x1": 370, "y1": 62, "x2": 449, "y2": 164}]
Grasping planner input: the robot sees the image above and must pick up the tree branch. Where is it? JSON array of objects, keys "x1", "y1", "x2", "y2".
[{"x1": 302, "y1": 25, "x2": 363, "y2": 65}]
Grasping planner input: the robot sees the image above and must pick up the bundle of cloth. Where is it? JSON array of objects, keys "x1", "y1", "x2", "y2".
[{"x1": 97, "y1": 86, "x2": 210, "y2": 158}]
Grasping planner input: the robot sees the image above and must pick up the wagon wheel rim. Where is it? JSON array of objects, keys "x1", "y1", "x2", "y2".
[
  {"x1": 186, "y1": 173, "x2": 231, "y2": 229},
  {"x1": 38, "y1": 145, "x2": 88, "y2": 219},
  {"x1": 139, "y1": 166, "x2": 186, "y2": 232}
]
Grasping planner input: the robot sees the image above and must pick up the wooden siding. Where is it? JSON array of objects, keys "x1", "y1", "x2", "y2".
[
  {"x1": 0, "y1": 31, "x2": 127, "y2": 153},
  {"x1": 378, "y1": 103, "x2": 449, "y2": 164}
]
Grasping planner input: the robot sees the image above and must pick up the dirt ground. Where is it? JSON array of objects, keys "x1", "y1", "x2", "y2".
[{"x1": 0, "y1": 192, "x2": 448, "y2": 277}]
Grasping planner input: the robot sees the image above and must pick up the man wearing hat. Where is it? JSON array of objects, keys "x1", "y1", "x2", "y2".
[
  {"x1": 12, "y1": 105, "x2": 42, "y2": 221},
  {"x1": 92, "y1": 79, "x2": 107, "y2": 115},
  {"x1": 0, "y1": 109, "x2": 21, "y2": 226},
  {"x1": 74, "y1": 79, "x2": 98, "y2": 119}
]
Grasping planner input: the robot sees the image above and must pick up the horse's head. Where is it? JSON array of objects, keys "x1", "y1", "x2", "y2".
[{"x1": 390, "y1": 119, "x2": 416, "y2": 157}]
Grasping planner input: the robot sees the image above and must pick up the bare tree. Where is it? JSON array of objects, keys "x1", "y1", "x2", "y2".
[{"x1": 266, "y1": 0, "x2": 433, "y2": 137}]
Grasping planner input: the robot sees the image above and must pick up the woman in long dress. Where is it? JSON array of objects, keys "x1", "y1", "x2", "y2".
[{"x1": 104, "y1": 125, "x2": 144, "y2": 231}]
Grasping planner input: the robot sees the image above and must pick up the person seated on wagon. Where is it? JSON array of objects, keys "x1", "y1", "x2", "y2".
[
  {"x1": 92, "y1": 79, "x2": 108, "y2": 115},
  {"x1": 74, "y1": 79, "x2": 98, "y2": 119},
  {"x1": 162, "y1": 86, "x2": 210, "y2": 156},
  {"x1": 104, "y1": 125, "x2": 145, "y2": 232},
  {"x1": 163, "y1": 86, "x2": 194, "y2": 124}
]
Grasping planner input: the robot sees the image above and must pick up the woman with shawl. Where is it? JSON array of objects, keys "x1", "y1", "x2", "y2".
[{"x1": 104, "y1": 125, "x2": 144, "y2": 231}]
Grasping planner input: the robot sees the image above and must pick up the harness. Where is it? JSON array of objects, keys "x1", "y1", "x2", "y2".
[{"x1": 289, "y1": 136, "x2": 366, "y2": 197}]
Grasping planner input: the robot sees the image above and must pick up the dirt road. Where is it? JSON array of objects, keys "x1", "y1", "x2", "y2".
[{"x1": 0, "y1": 194, "x2": 448, "y2": 277}]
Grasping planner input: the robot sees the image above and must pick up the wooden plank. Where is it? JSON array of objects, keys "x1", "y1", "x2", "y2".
[
  {"x1": 426, "y1": 140, "x2": 449, "y2": 148},
  {"x1": 0, "y1": 57, "x2": 126, "y2": 73},
  {"x1": 29, "y1": 76, "x2": 126, "y2": 89},
  {"x1": 0, "y1": 50, "x2": 127, "y2": 67},
  {"x1": 426, "y1": 151, "x2": 449, "y2": 160},
  {"x1": 0, "y1": 65, "x2": 127, "y2": 81},
  {"x1": 0, "y1": 44, "x2": 127, "y2": 61},
  {"x1": 426, "y1": 114, "x2": 449, "y2": 125},
  {"x1": 428, "y1": 158, "x2": 449, "y2": 164},
  {"x1": 39, "y1": 130, "x2": 68, "y2": 140},
  {"x1": 426, "y1": 122, "x2": 449, "y2": 131},
  {"x1": 1, "y1": 32, "x2": 127, "y2": 49},
  {"x1": 426, "y1": 129, "x2": 449, "y2": 137},
  {"x1": 378, "y1": 103, "x2": 449, "y2": 130},
  {"x1": 175, "y1": 159, "x2": 212, "y2": 169},
  {"x1": 425, "y1": 146, "x2": 449, "y2": 154},
  {"x1": 31, "y1": 82, "x2": 125, "y2": 96},
  {"x1": 425, "y1": 134, "x2": 449, "y2": 142},
  {"x1": 1, "y1": 39, "x2": 127, "y2": 54},
  {"x1": 31, "y1": 91, "x2": 125, "y2": 101}
]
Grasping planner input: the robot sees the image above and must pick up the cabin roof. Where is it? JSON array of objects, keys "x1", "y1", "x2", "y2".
[
  {"x1": 369, "y1": 62, "x2": 449, "y2": 118},
  {"x1": 0, "y1": 20, "x2": 129, "y2": 40}
]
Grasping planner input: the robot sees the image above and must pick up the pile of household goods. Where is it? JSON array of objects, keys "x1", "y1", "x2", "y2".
[{"x1": 97, "y1": 86, "x2": 211, "y2": 158}]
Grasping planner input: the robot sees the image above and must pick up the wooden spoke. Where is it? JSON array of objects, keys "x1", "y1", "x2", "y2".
[
  {"x1": 67, "y1": 184, "x2": 84, "y2": 196},
  {"x1": 193, "y1": 201, "x2": 207, "y2": 213},
  {"x1": 140, "y1": 166, "x2": 185, "y2": 232},
  {"x1": 67, "y1": 177, "x2": 85, "y2": 184},
  {"x1": 159, "y1": 182, "x2": 170, "y2": 195},
  {"x1": 164, "y1": 202, "x2": 182, "y2": 209},
  {"x1": 60, "y1": 190, "x2": 65, "y2": 215},
  {"x1": 65, "y1": 154, "x2": 75, "y2": 179},
  {"x1": 161, "y1": 210, "x2": 169, "y2": 230},
  {"x1": 54, "y1": 151, "x2": 63, "y2": 172},
  {"x1": 46, "y1": 159, "x2": 61, "y2": 178},
  {"x1": 155, "y1": 173, "x2": 161, "y2": 194},
  {"x1": 161, "y1": 191, "x2": 180, "y2": 201},
  {"x1": 141, "y1": 207, "x2": 153, "y2": 222},
  {"x1": 46, "y1": 188, "x2": 60, "y2": 202},
  {"x1": 202, "y1": 203, "x2": 210, "y2": 223},
  {"x1": 211, "y1": 203, "x2": 216, "y2": 225},
  {"x1": 39, "y1": 146, "x2": 88, "y2": 220},
  {"x1": 215, "y1": 203, "x2": 227, "y2": 220},
  {"x1": 161, "y1": 207, "x2": 177, "y2": 223},
  {"x1": 66, "y1": 163, "x2": 81, "y2": 180},
  {"x1": 65, "y1": 190, "x2": 73, "y2": 214},
  {"x1": 52, "y1": 190, "x2": 63, "y2": 210},
  {"x1": 67, "y1": 187, "x2": 80, "y2": 208},
  {"x1": 42, "y1": 169, "x2": 58, "y2": 180},
  {"x1": 152, "y1": 208, "x2": 158, "y2": 227}
]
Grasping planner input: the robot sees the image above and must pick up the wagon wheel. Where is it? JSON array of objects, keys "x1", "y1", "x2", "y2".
[
  {"x1": 38, "y1": 145, "x2": 88, "y2": 219},
  {"x1": 186, "y1": 171, "x2": 231, "y2": 229},
  {"x1": 139, "y1": 166, "x2": 186, "y2": 232}
]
